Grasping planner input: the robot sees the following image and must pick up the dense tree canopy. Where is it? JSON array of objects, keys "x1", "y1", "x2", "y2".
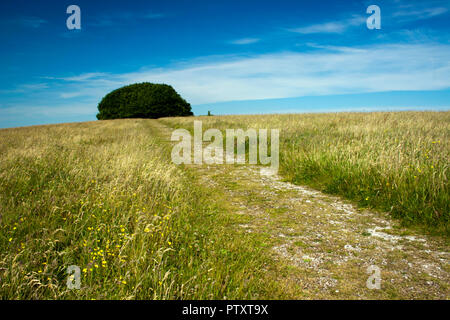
[{"x1": 96, "y1": 83, "x2": 193, "y2": 120}]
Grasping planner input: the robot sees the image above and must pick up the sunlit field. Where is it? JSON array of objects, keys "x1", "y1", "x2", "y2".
[
  {"x1": 0, "y1": 119, "x2": 275, "y2": 299},
  {"x1": 162, "y1": 111, "x2": 449, "y2": 234},
  {"x1": 1, "y1": 112, "x2": 448, "y2": 300}
]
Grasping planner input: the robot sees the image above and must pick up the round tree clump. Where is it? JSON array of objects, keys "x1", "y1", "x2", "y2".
[{"x1": 96, "y1": 82, "x2": 193, "y2": 120}]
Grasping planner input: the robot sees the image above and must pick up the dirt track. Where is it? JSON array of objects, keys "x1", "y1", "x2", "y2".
[{"x1": 155, "y1": 120, "x2": 449, "y2": 299}]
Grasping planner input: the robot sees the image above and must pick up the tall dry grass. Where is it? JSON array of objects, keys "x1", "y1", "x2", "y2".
[
  {"x1": 162, "y1": 111, "x2": 449, "y2": 234},
  {"x1": 0, "y1": 119, "x2": 274, "y2": 299}
]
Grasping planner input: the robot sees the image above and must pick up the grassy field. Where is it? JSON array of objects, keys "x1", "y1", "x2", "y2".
[
  {"x1": 0, "y1": 119, "x2": 280, "y2": 299},
  {"x1": 161, "y1": 111, "x2": 449, "y2": 234},
  {"x1": 0, "y1": 112, "x2": 448, "y2": 299}
]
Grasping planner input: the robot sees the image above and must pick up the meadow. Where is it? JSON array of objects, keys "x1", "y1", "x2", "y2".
[
  {"x1": 161, "y1": 111, "x2": 449, "y2": 234},
  {"x1": 0, "y1": 119, "x2": 278, "y2": 299},
  {"x1": 0, "y1": 111, "x2": 448, "y2": 300}
]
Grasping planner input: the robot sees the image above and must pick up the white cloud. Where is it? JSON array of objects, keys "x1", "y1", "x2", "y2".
[
  {"x1": 0, "y1": 83, "x2": 49, "y2": 94},
  {"x1": 58, "y1": 73, "x2": 109, "y2": 82},
  {"x1": 305, "y1": 43, "x2": 367, "y2": 53},
  {"x1": 393, "y1": 6, "x2": 448, "y2": 20},
  {"x1": 230, "y1": 38, "x2": 260, "y2": 45},
  {"x1": 287, "y1": 3, "x2": 448, "y2": 35},
  {"x1": 288, "y1": 16, "x2": 365, "y2": 34},
  {"x1": 50, "y1": 43, "x2": 450, "y2": 105}
]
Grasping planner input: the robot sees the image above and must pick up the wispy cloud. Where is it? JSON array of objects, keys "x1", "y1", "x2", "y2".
[
  {"x1": 229, "y1": 38, "x2": 260, "y2": 45},
  {"x1": 2, "y1": 17, "x2": 48, "y2": 29},
  {"x1": 305, "y1": 43, "x2": 367, "y2": 53},
  {"x1": 288, "y1": 16, "x2": 364, "y2": 34},
  {"x1": 20, "y1": 83, "x2": 49, "y2": 90},
  {"x1": 393, "y1": 6, "x2": 449, "y2": 21},
  {"x1": 20, "y1": 17, "x2": 47, "y2": 28},
  {"x1": 43, "y1": 43, "x2": 450, "y2": 105},
  {"x1": 90, "y1": 11, "x2": 166, "y2": 27},
  {"x1": 0, "y1": 83, "x2": 49, "y2": 94},
  {"x1": 287, "y1": 2, "x2": 448, "y2": 35},
  {"x1": 49, "y1": 73, "x2": 109, "y2": 82}
]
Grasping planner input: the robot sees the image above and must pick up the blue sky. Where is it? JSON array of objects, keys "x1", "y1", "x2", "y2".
[{"x1": 1, "y1": 0, "x2": 449, "y2": 128}]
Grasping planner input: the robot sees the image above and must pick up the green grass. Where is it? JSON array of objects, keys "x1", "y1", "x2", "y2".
[
  {"x1": 0, "y1": 119, "x2": 278, "y2": 299},
  {"x1": 1, "y1": 111, "x2": 448, "y2": 299},
  {"x1": 161, "y1": 111, "x2": 449, "y2": 234}
]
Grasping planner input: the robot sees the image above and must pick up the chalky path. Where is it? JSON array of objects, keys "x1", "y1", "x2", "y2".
[{"x1": 154, "y1": 120, "x2": 449, "y2": 299}]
